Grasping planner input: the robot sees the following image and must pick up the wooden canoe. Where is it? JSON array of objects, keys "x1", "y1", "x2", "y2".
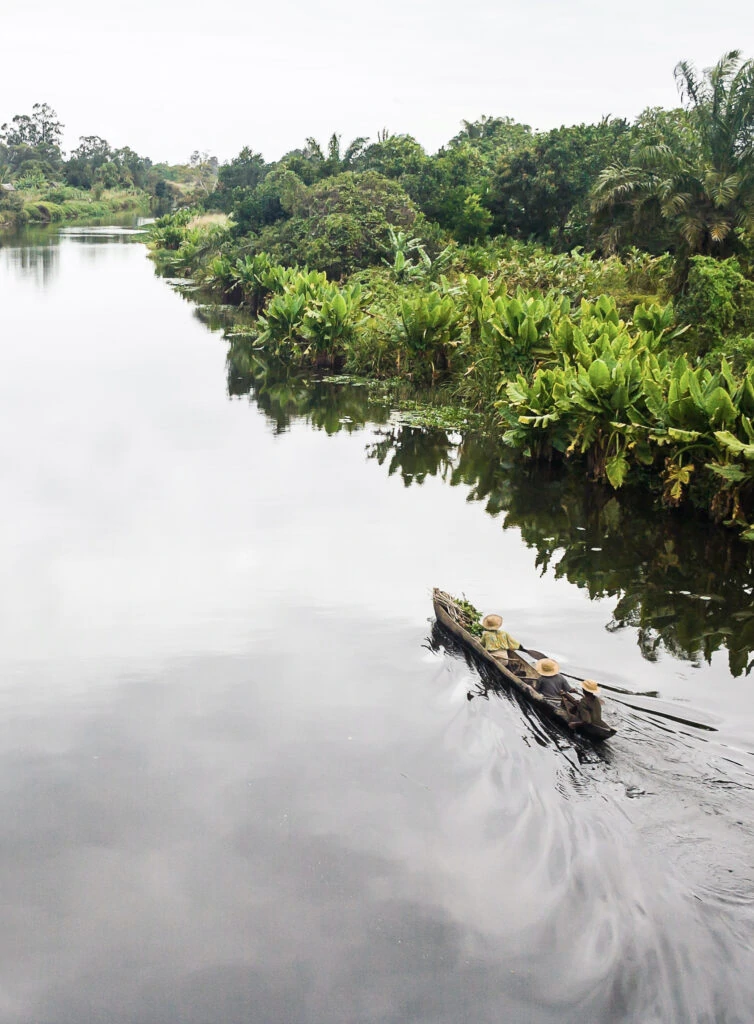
[{"x1": 432, "y1": 588, "x2": 617, "y2": 742}]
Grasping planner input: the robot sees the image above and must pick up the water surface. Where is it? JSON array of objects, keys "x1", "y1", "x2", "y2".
[{"x1": 0, "y1": 225, "x2": 752, "y2": 1023}]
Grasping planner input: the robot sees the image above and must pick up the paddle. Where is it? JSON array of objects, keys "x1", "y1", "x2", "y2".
[
  {"x1": 521, "y1": 647, "x2": 658, "y2": 697},
  {"x1": 519, "y1": 647, "x2": 718, "y2": 731}
]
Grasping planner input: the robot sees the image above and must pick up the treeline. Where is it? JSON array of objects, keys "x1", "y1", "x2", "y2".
[
  {"x1": 146, "y1": 51, "x2": 754, "y2": 540},
  {"x1": 211, "y1": 119, "x2": 629, "y2": 256},
  {"x1": 0, "y1": 102, "x2": 218, "y2": 225},
  {"x1": 201, "y1": 51, "x2": 754, "y2": 267}
]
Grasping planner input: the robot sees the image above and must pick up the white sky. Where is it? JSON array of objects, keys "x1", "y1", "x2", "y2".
[{"x1": 2, "y1": 0, "x2": 752, "y2": 165}]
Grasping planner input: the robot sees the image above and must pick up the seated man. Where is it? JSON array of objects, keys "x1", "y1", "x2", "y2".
[
  {"x1": 480, "y1": 614, "x2": 521, "y2": 663},
  {"x1": 563, "y1": 679, "x2": 605, "y2": 727},
  {"x1": 533, "y1": 658, "x2": 576, "y2": 701}
]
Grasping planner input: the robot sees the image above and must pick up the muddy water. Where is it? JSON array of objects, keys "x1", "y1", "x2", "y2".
[{"x1": 0, "y1": 224, "x2": 752, "y2": 1023}]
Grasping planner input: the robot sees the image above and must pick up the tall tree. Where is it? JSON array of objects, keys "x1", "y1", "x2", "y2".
[
  {"x1": 302, "y1": 133, "x2": 369, "y2": 178},
  {"x1": 0, "y1": 102, "x2": 63, "y2": 151},
  {"x1": 593, "y1": 51, "x2": 754, "y2": 258},
  {"x1": 488, "y1": 119, "x2": 632, "y2": 248},
  {"x1": 0, "y1": 102, "x2": 64, "y2": 177}
]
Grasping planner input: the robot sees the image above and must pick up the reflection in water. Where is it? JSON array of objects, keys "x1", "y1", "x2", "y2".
[
  {"x1": 0, "y1": 221, "x2": 143, "y2": 287},
  {"x1": 5, "y1": 629, "x2": 752, "y2": 1024},
  {"x1": 0, "y1": 236, "x2": 60, "y2": 287},
  {"x1": 227, "y1": 345, "x2": 393, "y2": 436},
  {"x1": 1, "y1": 230, "x2": 753, "y2": 1023},
  {"x1": 226, "y1": 347, "x2": 754, "y2": 677}
]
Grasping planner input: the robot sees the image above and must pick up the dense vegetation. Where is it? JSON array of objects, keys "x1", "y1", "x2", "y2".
[
  {"x1": 141, "y1": 51, "x2": 754, "y2": 541},
  {"x1": 0, "y1": 102, "x2": 217, "y2": 227}
]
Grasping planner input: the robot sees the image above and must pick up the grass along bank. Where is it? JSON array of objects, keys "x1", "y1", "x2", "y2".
[{"x1": 0, "y1": 186, "x2": 152, "y2": 229}]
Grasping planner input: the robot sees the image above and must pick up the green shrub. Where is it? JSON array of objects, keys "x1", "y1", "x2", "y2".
[
  {"x1": 675, "y1": 257, "x2": 754, "y2": 355},
  {"x1": 250, "y1": 171, "x2": 417, "y2": 278}
]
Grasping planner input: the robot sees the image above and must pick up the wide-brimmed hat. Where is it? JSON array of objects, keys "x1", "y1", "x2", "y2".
[
  {"x1": 482, "y1": 614, "x2": 503, "y2": 630},
  {"x1": 534, "y1": 658, "x2": 560, "y2": 677},
  {"x1": 582, "y1": 679, "x2": 600, "y2": 694}
]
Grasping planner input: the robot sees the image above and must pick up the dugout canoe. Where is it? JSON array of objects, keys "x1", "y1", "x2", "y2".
[{"x1": 433, "y1": 588, "x2": 617, "y2": 742}]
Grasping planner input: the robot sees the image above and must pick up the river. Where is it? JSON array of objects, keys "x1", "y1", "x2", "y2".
[{"x1": 0, "y1": 223, "x2": 752, "y2": 1023}]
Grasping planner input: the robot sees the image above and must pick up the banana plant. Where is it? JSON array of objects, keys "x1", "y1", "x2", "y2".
[
  {"x1": 500, "y1": 367, "x2": 576, "y2": 459},
  {"x1": 397, "y1": 292, "x2": 462, "y2": 378},
  {"x1": 202, "y1": 255, "x2": 236, "y2": 297},
  {"x1": 382, "y1": 226, "x2": 430, "y2": 283},
  {"x1": 256, "y1": 291, "x2": 308, "y2": 358},
  {"x1": 225, "y1": 253, "x2": 275, "y2": 313},
  {"x1": 490, "y1": 289, "x2": 570, "y2": 369},
  {"x1": 301, "y1": 283, "x2": 365, "y2": 358}
]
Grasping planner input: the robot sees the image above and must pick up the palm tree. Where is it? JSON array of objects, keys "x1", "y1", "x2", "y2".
[
  {"x1": 302, "y1": 133, "x2": 369, "y2": 177},
  {"x1": 593, "y1": 51, "x2": 754, "y2": 259}
]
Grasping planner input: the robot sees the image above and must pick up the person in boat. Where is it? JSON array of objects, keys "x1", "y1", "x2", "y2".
[
  {"x1": 533, "y1": 658, "x2": 576, "y2": 701},
  {"x1": 563, "y1": 679, "x2": 605, "y2": 728},
  {"x1": 480, "y1": 614, "x2": 520, "y2": 662}
]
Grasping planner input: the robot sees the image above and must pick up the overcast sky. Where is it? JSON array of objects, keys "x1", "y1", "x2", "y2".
[{"x1": 2, "y1": 0, "x2": 752, "y2": 165}]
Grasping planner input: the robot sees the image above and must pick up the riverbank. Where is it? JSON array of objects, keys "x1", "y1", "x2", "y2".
[
  {"x1": 146, "y1": 211, "x2": 754, "y2": 542},
  {"x1": 0, "y1": 187, "x2": 152, "y2": 229}
]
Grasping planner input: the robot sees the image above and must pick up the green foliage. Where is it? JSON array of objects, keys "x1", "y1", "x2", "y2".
[
  {"x1": 256, "y1": 291, "x2": 308, "y2": 357},
  {"x1": 148, "y1": 216, "x2": 230, "y2": 276},
  {"x1": 135, "y1": 59, "x2": 754, "y2": 541},
  {"x1": 593, "y1": 52, "x2": 754, "y2": 265},
  {"x1": 359, "y1": 134, "x2": 429, "y2": 180},
  {"x1": 397, "y1": 291, "x2": 462, "y2": 379},
  {"x1": 491, "y1": 290, "x2": 570, "y2": 365},
  {"x1": 248, "y1": 171, "x2": 417, "y2": 278},
  {"x1": 489, "y1": 119, "x2": 633, "y2": 249},
  {"x1": 675, "y1": 256, "x2": 754, "y2": 353},
  {"x1": 500, "y1": 310, "x2": 754, "y2": 536},
  {"x1": 148, "y1": 208, "x2": 195, "y2": 250},
  {"x1": 449, "y1": 595, "x2": 484, "y2": 636},
  {"x1": 244, "y1": 269, "x2": 366, "y2": 367},
  {"x1": 301, "y1": 283, "x2": 365, "y2": 356}
]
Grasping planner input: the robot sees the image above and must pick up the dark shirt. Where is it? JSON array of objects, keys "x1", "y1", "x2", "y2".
[
  {"x1": 575, "y1": 692, "x2": 605, "y2": 727},
  {"x1": 536, "y1": 672, "x2": 574, "y2": 699}
]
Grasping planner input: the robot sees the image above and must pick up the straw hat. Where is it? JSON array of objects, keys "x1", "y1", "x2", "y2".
[
  {"x1": 534, "y1": 658, "x2": 560, "y2": 677},
  {"x1": 482, "y1": 614, "x2": 503, "y2": 630},
  {"x1": 582, "y1": 679, "x2": 600, "y2": 695}
]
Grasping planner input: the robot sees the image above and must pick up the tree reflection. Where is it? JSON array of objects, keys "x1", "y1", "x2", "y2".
[
  {"x1": 226, "y1": 343, "x2": 392, "y2": 435},
  {"x1": 441, "y1": 431, "x2": 754, "y2": 674},
  {"x1": 227, "y1": 354, "x2": 754, "y2": 675},
  {"x1": 367, "y1": 426, "x2": 458, "y2": 486},
  {"x1": 0, "y1": 236, "x2": 59, "y2": 286}
]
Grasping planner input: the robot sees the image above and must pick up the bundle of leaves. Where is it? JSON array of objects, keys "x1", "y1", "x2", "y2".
[{"x1": 451, "y1": 595, "x2": 484, "y2": 636}]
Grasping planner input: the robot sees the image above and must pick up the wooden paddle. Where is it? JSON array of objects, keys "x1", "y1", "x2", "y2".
[
  {"x1": 521, "y1": 647, "x2": 658, "y2": 697},
  {"x1": 520, "y1": 647, "x2": 718, "y2": 731}
]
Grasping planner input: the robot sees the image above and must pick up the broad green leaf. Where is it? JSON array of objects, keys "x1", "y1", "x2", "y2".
[
  {"x1": 606, "y1": 454, "x2": 629, "y2": 488},
  {"x1": 705, "y1": 386, "x2": 738, "y2": 427},
  {"x1": 714, "y1": 431, "x2": 754, "y2": 460},
  {"x1": 705, "y1": 462, "x2": 749, "y2": 483},
  {"x1": 588, "y1": 359, "x2": 611, "y2": 391},
  {"x1": 667, "y1": 427, "x2": 701, "y2": 442}
]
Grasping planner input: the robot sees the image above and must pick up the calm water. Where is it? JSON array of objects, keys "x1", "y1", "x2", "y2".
[{"x1": 0, "y1": 225, "x2": 752, "y2": 1023}]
